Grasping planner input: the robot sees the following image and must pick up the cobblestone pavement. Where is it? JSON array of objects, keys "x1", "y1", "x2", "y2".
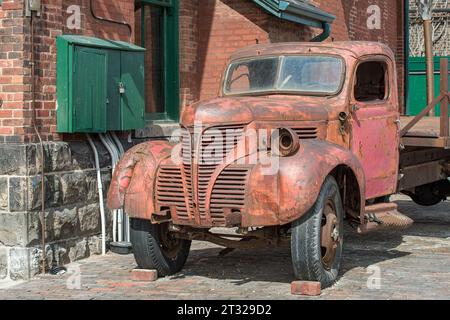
[{"x1": 0, "y1": 196, "x2": 449, "y2": 300}]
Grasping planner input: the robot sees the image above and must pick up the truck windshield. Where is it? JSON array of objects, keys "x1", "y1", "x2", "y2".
[{"x1": 224, "y1": 55, "x2": 344, "y2": 96}]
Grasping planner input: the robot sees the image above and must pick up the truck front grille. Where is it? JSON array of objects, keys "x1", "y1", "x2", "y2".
[
  {"x1": 197, "y1": 124, "x2": 245, "y2": 222},
  {"x1": 210, "y1": 166, "x2": 250, "y2": 224},
  {"x1": 157, "y1": 124, "x2": 248, "y2": 226},
  {"x1": 155, "y1": 165, "x2": 189, "y2": 221}
]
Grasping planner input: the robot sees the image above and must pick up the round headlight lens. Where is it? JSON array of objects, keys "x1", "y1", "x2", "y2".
[{"x1": 271, "y1": 128, "x2": 300, "y2": 157}]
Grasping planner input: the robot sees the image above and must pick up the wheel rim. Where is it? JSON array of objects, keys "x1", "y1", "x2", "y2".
[
  {"x1": 158, "y1": 223, "x2": 182, "y2": 259},
  {"x1": 320, "y1": 200, "x2": 340, "y2": 270}
]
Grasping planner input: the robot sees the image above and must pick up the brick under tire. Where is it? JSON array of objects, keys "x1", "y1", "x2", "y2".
[
  {"x1": 291, "y1": 176, "x2": 344, "y2": 288},
  {"x1": 130, "y1": 218, "x2": 191, "y2": 277}
]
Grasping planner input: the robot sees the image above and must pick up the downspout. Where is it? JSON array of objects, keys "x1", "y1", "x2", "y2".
[
  {"x1": 98, "y1": 134, "x2": 118, "y2": 242},
  {"x1": 311, "y1": 22, "x2": 331, "y2": 42},
  {"x1": 110, "y1": 132, "x2": 129, "y2": 242}
]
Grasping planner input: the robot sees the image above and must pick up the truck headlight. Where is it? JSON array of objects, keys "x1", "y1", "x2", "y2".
[{"x1": 271, "y1": 128, "x2": 300, "y2": 157}]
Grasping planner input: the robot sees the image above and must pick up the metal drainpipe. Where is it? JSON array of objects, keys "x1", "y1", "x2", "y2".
[
  {"x1": 99, "y1": 134, "x2": 120, "y2": 242},
  {"x1": 86, "y1": 134, "x2": 107, "y2": 255},
  {"x1": 311, "y1": 22, "x2": 331, "y2": 42},
  {"x1": 30, "y1": 12, "x2": 47, "y2": 275},
  {"x1": 103, "y1": 133, "x2": 121, "y2": 241},
  {"x1": 90, "y1": 0, "x2": 133, "y2": 42},
  {"x1": 110, "y1": 132, "x2": 128, "y2": 242}
]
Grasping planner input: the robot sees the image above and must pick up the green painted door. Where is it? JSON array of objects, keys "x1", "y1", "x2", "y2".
[
  {"x1": 73, "y1": 47, "x2": 107, "y2": 132},
  {"x1": 120, "y1": 51, "x2": 145, "y2": 130},
  {"x1": 407, "y1": 56, "x2": 450, "y2": 116}
]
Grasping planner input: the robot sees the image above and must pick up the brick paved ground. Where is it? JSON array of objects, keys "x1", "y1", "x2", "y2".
[{"x1": 0, "y1": 196, "x2": 449, "y2": 300}]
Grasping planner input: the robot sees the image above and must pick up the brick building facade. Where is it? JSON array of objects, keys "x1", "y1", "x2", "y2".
[{"x1": 0, "y1": 0, "x2": 406, "y2": 281}]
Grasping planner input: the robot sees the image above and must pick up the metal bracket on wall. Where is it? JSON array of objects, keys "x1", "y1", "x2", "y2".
[{"x1": 25, "y1": 0, "x2": 41, "y2": 17}]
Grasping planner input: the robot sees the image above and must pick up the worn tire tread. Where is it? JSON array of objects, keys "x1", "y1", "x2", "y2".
[
  {"x1": 291, "y1": 176, "x2": 344, "y2": 288},
  {"x1": 130, "y1": 218, "x2": 191, "y2": 277}
]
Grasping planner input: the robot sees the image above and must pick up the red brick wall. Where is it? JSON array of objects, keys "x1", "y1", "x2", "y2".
[
  {"x1": 0, "y1": 0, "x2": 29, "y2": 142},
  {"x1": 0, "y1": 0, "x2": 135, "y2": 143},
  {"x1": 180, "y1": 0, "x2": 200, "y2": 107},
  {"x1": 193, "y1": 0, "x2": 314, "y2": 102}
]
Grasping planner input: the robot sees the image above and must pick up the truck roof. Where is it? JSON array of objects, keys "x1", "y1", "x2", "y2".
[{"x1": 230, "y1": 41, "x2": 395, "y2": 61}]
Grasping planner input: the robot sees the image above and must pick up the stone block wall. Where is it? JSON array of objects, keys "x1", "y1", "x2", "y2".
[{"x1": 0, "y1": 140, "x2": 113, "y2": 280}]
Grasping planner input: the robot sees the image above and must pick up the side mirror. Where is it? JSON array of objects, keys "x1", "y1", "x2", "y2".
[{"x1": 339, "y1": 112, "x2": 348, "y2": 122}]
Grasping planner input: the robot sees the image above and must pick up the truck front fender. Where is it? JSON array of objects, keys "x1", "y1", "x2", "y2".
[
  {"x1": 107, "y1": 140, "x2": 174, "y2": 220},
  {"x1": 244, "y1": 140, "x2": 366, "y2": 227}
]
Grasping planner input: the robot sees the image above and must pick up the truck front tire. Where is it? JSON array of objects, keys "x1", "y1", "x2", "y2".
[
  {"x1": 291, "y1": 176, "x2": 344, "y2": 288},
  {"x1": 130, "y1": 218, "x2": 191, "y2": 277}
]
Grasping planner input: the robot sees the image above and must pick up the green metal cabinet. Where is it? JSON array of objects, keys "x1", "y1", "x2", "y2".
[
  {"x1": 407, "y1": 56, "x2": 450, "y2": 116},
  {"x1": 57, "y1": 35, "x2": 145, "y2": 133}
]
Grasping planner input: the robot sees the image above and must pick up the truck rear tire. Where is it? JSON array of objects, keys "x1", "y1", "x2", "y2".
[
  {"x1": 130, "y1": 218, "x2": 191, "y2": 277},
  {"x1": 409, "y1": 180, "x2": 450, "y2": 207},
  {"x1": 291, "y1": 176, "x2": 344, "y2": 288}
]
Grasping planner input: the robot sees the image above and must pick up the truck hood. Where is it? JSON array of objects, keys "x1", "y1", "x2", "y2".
[{"x1": 181, "y1": 96, "x2": 331, "y2": 126}]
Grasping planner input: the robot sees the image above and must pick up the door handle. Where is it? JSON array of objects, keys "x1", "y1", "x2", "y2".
[{"x1": 351, "y1": 104, "x2": 360, "y2": 113}]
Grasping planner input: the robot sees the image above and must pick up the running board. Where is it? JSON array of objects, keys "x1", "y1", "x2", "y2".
[{"x1": 357, "y1": 203, "x2": 414, "y2": 234}]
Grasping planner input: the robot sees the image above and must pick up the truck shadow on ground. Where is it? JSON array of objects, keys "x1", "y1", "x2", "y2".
[{"x1": 169, "y1": 200, "x2": 450, "y2": 285}]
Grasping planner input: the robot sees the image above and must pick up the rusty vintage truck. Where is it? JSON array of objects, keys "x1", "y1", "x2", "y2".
[{"x1": 107, "y1": 41, "x2": 450, "y2": 287}]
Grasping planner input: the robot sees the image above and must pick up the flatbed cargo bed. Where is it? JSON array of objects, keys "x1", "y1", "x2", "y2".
[{"x1": 401, "y1": 116, "x2": 450, "y2": 148}]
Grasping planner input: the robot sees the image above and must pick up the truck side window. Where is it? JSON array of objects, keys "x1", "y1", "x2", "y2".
[{"x1": 354, "y1": 61, "x2": 388, "y2": 102}]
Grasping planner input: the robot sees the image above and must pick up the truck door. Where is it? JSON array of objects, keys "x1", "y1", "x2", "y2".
[{"x1": 349, "y1": 57, "x2": 400, "y2": 200}]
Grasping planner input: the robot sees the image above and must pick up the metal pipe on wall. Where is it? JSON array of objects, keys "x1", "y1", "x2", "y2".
[
  {"x1": 105, "y1": 133, "x2": 122, "y2": 241},
  {"x1": 99, "y1": 133, "x2": 122, "y2": 242},
  {"x1": 98, "y1": 134, "x2": 117, "y2": 242},
  {"x1": 86, "y1": 134, "x2": 107, "y2": 255},
  {"x1": 110, "y1": 132, "x2": 128, "y2": 242},
  {"x1": 30, "y1": 11, "x2": 47, "y2": 275}
]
